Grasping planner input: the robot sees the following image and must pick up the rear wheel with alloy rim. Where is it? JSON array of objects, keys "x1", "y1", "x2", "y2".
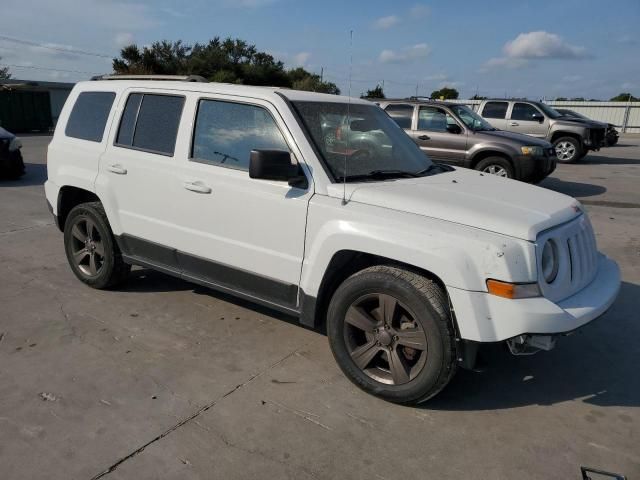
[
  {"x1": 475, "y1": 156, "x2": 514, "y2": 179},
  {"x1": 327, "y1": 265, "x2": 457, "y2": 404},
  {"x1": 64, "y1": 202, "x2": 130, "y2": 289},
  {"x1": 553, "y1": 136, "x2": 583, "y2": 163}
]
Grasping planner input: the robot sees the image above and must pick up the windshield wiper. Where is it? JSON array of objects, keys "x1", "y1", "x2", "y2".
[
  {"x1": 338, "y1": 169, "x2": 419, "y2": 182},
  {"x1": 413, "y1": 163, "x2": 453, "y2": 176}
]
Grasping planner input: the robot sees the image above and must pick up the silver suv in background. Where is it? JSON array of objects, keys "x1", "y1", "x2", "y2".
[
  {"x1": 377, "y1": 99, "x2": 556, "y2": 183},
  {"x1": 476, "y1": 99, "x2": 606, "y2": 163}
]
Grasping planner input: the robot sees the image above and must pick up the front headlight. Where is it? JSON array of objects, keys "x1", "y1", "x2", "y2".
[
  {"x1": 8, "y1": 137, "x2": 22, "y2": 151},
  {"x1": 521, "y1": 145, "x2": 544, "y2": 156},
  {"x1": 541, "y1": 239, "x2": 559, "y2": 283}
]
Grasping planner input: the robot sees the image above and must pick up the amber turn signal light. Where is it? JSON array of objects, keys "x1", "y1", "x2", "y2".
[{"x1": 486, "y1": 279, "x2": 540, "y2": 299}]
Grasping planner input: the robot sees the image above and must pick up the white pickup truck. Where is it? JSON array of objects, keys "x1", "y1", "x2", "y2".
[{"x1": 45, "y1": 76, "x2": 621, "y2": 404}]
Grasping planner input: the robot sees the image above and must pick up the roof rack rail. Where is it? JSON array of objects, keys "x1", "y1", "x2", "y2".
[{"x1": 90, "y1": 74, "x2": 208, "y2": 83}]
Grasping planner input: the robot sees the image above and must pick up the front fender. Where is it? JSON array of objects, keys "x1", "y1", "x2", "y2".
[{"x1": 300, "y1": 196, "x2": 537, "y2": 298}]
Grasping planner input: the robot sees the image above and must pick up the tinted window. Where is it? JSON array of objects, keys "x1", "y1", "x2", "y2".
[
  {"x1": 481, "y1": 101, "x2": 508, "y2": 119},
  {"x1": 65, "y1": 92, "x2": 115, "y2": 142},
  {"x1": 116, "y1": 93, "x2": 184, "y2": 156},
  {"x1": 116, "y1": 93, "x2": 142, "y2": 146},
  {"x1": 511, "y1": 103, "x2": 542, "y2": 121},
  {"x1": 418, "y1": 107, "x2": 457, "y2": 131},
  {"x1": 191, "y1": 100, "x2": 288, "y2": 171},
  {"x1": 384, "y1": 104, "x2": 413, "y2": 129}
]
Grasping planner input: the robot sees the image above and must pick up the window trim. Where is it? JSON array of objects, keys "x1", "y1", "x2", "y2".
[
  {"x1": 383, "y1": 103, "x2": 415, "y2": 130},
  {"x1": 510, "y1": 102, "x2": 543, "y2": 122},
  {"x1": 113, "y1": 92, "x2": 186, "y2": 157},
  {"x1": 481, "y1": 101, "x2": 509, "y2": 120},
  {"x1": 417, "y1": 105, "x2": 463, "y2": 132},
  {"x1": 188, "y1": 97, "x2": 293, "y2": 173},
  {"x1": 65, "y1": 91, "x2": 116, "y2": 143}
]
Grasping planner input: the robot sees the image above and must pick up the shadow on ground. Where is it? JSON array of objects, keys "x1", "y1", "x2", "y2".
[
  {"x1": 582, "y1": 153, "x2": 640, "y2": 165},
  {"x1": 426, "y1": 280, "x2": 640, "y2": 411},
  {"x1": 0, "y1": 163, "x2": 47, "y2": 187},
  {"x1": 539, "y1": 176, "x2": 606, "y2": 198}
]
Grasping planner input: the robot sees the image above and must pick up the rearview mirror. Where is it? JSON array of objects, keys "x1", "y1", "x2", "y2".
[
  {"x1": 446, "y1": 124, "x2": 462, "y2": 134},
  {"x1": 249, "y1": 150, "x2": 307, "y2": 189}
]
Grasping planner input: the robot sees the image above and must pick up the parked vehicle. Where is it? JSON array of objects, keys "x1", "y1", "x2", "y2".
[
  {"x1": 555, "y1": 108, "x2": 619, "y2": 146},
  {"x1": 377, "y1": 99, "x2": 556, "y2": 183},
  {"x1": 477, "y1": 99, "x2": 607, "y2": 163},
  {"x1": 0, "y1": 126, "x2": 25, "y2": 179},
  {"x1": 45, "y1": 77, "x2": 621, "y2": 404}
]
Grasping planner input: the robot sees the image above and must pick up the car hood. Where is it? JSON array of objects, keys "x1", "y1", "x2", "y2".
[
  {"x1": 0, "y1": 127, "x2": 15, "y2": 140},
  {"x1": 327, "y1": 167, "x2": 580, "y2": 241},
  {"x1": 474, "y1": 129, "x2": 552, "y2": 147},
  {"x1": 553, "y1": 117, "x2": 604, "y2": 129}
]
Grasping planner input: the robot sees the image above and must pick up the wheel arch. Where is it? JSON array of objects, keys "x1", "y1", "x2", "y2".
[
  {"x1": 469, "y1": 149, "x2": 513, "y2": 171},
  {"x1": 300, "y1": 249, "x2": 449, "y2": 331},
  {"x1": 56, "y1": 186, "x2": 101, "y2": 231},
  {"x1": 550, "y1": 130, "x2": 581, "y2": 144}
]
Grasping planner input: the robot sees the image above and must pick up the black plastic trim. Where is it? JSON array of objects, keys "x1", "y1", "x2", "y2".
[{"x1": 116, "y1": 234, "x2": 303, "y2": 315}]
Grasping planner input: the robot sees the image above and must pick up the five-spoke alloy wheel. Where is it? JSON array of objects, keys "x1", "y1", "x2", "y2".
[
  {"x1": 64, "y1": 202, "x2": 130, "y2": 289},
  {"x1": 327, "y1": 265, "x2": 457, "y2": 404}
]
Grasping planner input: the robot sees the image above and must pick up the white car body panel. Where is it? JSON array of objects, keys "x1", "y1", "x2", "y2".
[{"x1": 45, "y1": 80, "x2": 621, "y2": 345}]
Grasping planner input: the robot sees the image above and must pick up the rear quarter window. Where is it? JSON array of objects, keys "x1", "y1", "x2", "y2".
[
  {"x1": 65, "y1": 92, "x2": 116, "y2": 142},
  {"x1": 116, "y1": 93, "x2": 185, "y2": 156}
]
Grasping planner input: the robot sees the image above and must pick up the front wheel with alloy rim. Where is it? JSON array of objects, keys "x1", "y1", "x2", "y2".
[
  {"x1": 553, "y1": 136, "x2": 583, "y2": 163},
  {"x1": 475, "y1": 156, "x2": 514, "y2": 179},
  {"x1": 64, "y1": 202, "x2": 130, "y2": 289},
  {"x1": 327, "y1": 266, "x2": 457, "y2": 404}
]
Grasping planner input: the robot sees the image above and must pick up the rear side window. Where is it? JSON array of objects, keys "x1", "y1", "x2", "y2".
[
  {"x1": 116, "y1": 93, "x2": 185, "y2": 156},
  {"x1": 481, "y1": 101, "x2": 508, "y2": 119},
  {"x1": 511, "y1": 102, "x2": 541, "y2": 121},
  {"x1": 65, "y1": 92, "x2": 115, "y2": 142},
  {"x1": 191, "y1": 100, "x2": 289, "y2": 171},
  {"x1": 384, "y1": 104, "x2": 413, "y2": 129}
]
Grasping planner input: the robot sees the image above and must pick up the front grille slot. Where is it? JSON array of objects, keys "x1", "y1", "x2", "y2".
[{"x1": 567, "y1": 223, "x2": 597, "y2": 289}]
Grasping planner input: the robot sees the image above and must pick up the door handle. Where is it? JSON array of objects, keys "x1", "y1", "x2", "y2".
[
  {"x1": 183, "y1": 181, "x2": 212, "y2": 194},
  {"x1": 418, "y1": 135, "x2": 430, "y2": 140},
  {"x1": 510, "y1": 122, "x2": 519, "y2": 126},
  {"x1": 107, "y1": 164, "x2": 127, "y2": 175}
]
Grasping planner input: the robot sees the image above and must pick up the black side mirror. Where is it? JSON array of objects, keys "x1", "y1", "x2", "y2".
[
  {"x1": 532, "y1": 113, "x2": 544, "y2": 123},
  {"x1": 249, "y1": 150, "x2": 308, "y2": 189},
  {"x1": 446, "y1": 124, "x2": 462, "y2": 134}
]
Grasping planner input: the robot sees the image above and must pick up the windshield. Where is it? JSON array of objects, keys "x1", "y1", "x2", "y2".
[
  {"x1": 536, "y1": 102, "x2": 562, "y2": 119},
  {"x1": 292, "y1": 101, "x2": 434, "y2": 181},
  {"x1": 559, "y1": 109, "x2": 588, "y2": 120},
  {"x1": 450, "y1": 105, "x2": 496, "y2": 131}
]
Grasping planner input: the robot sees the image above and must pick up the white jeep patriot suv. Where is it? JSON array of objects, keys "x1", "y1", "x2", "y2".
[{"x1": 45, "y1": 76, "x2": 621, "y2": 404}]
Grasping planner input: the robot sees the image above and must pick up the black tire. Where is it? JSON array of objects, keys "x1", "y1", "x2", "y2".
[
  {"x1": 63, "y1": 202, "x2": 130, "y2": 289},
  {"x1": 327, "y1": 265, "x2": 457, "y2": 404},
  {"x1": 475, "y1": 156, "x2": 514, "y2": 179},
  {"x1": 553, "y1": 136, "x2": 583, "y2": 163}
]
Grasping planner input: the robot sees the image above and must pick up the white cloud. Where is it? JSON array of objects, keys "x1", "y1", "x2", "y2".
[
  {"x1": 504, "y1": 31, "x2": 589, "y2": 59},
  {"x1": 483, "y1": 31, "x2": 591, "y2": 71},
  {"x1": 293, "y1": 52, "x2": 311, "y2": 67},
  {"x1": 114, "y1": 33, "x2": 135, "y2": 48},
  {"x1": 373, "y1": 15, "x2": 400, "y2": 30},
  {"x1": 409, "y1": 4, "x2": 430, "y2": 18},
  {"x1": 379, "y1": 43, "x2": 431, "y2": 64}
]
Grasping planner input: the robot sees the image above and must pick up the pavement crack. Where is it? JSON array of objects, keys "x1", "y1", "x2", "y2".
[
  {"x1": 0, "y1": 222, "x2": 54, "y2": 236},
  {"x1": 89, "y1": 344, "x2": 306, "y2": 479}
]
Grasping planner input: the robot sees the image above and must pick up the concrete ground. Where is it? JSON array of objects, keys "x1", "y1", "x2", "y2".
[{"x1": 1, "y1": 135, "x2": 638, "y2": 480}]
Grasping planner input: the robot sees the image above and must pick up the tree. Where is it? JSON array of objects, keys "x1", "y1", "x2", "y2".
[
  {"x1": 288, "y1": 67, "x2": 340, "y2": 94},
  {"x1": 470, "y1": 94, "x2": 487, "y2": 100},
  {"x1": 610, "y1": 92, "x2": 639, "y2": 102},
  {"x1": 430, "y1": 87, "x2": 459, "y2": 100},
  {"x1": 555, "y1": 97, "x2": 568, "y2": 101},
  {"x1": 0, "y1": 57, "x2": 10, "y2": 80},
  {"x1": 112, "y1": 37, "x2": 339, "y2": 93},
  {"x1": 361, "y1": 85, "x2": 385, "y2": 99}
]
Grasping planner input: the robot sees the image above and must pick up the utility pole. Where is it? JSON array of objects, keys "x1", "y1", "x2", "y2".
[
  {"x1": 320, "y1": 67, "x2": 323, "y2": 83},
  {"x1": 415, "y1": 83, "x2": 419, "y2": 97}
]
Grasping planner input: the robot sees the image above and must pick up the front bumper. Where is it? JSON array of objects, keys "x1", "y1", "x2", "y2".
[
  {"x1": 515, "y1": 153, "x2": 557, "y2": 183},
  {"x1": 448, "y1": 254, "x2": 621, "y2": 342}
]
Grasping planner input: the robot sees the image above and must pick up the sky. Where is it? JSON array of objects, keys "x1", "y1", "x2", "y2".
[{"x1": 0, "y1": 0, "x2": 639, "y2": 100}]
